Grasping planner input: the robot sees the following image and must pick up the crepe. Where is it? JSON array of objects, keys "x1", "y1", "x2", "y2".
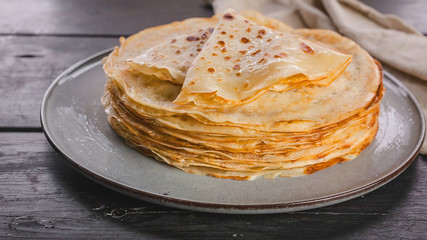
[
  {"x1": 102, "y1": 10, "x2": 383, "y2": 180},
  {"x1": 127, "y1": 27, "x2": 214, "y2": 84},
  {"x1": 174, "y1": 10, "x2": 352, "y2": 108},
  {"x1": 126, "y1": 10, "x2": 294, "y2": 86}
]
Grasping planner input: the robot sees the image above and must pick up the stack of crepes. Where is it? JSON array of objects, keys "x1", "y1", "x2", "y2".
[{"x1": 102, "y1": 9, "x2": 384, "y2": 180}]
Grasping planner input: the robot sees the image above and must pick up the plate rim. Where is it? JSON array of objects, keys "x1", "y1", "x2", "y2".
[{"x1": 40, "y1": 49, "x2": 426, "y2": 214}]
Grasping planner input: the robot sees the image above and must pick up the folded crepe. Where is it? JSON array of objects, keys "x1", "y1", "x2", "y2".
[
  {"x1": 174, "y1": 10, "x2": 352, "y2": 107},
  {"x1": 102, "y1": 9, "x2": 383, "y2": 180}
]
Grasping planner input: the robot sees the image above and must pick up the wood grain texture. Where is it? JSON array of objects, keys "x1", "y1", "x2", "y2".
[
  {"x1": 0, "y1": 0, "x2": 212, "y2": 36},
  {"x1": 0, "y1": 0, "x2": 425, "y2": 35},
  {"x1": 0, "y1": 36, "x2": 117, "y2": 128},
  {"x1": 1, "y1": 133, "x2": 426, "y2": 239}
]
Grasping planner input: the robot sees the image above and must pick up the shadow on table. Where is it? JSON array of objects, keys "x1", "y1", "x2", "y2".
[{"x1": 50, "y1": 152, "x2": 422, "y2": 240}]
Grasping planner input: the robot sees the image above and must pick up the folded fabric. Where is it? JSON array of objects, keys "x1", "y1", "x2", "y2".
[{"x1": 213, "y1": 0, "x2": 427, "y2": 153}]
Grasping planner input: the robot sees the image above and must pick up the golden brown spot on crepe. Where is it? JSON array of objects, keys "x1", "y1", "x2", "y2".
[
  {"x1": 186, "y1": 36, "x2": 200, "y2": 41},
  {"x1": 224, "y1": 56, "x2": 231, "y2": 60},
  {"x1": 257, "y1": 58, "x2": 266, "y2": 64},
  {"x1": 301, "y1": 42, "x2": 314, "y2": 54},
  {"x1": 251, "y1": 50, "x2": 261, "y2": 56},
  {"x1": 241, "y1": 37, "x2": 250, "y2": 43},
  {"x1": 233, "y1": 64, "x2": 240, "y2": 70},
  {"x1": 274, "y1": 52, "x2": 287, "y2": 58},
  {"x1": 207, "y1": 67, "x2": 215, "y2": 73},
  {"x1": 223, "y1": 13, "x2": 234, "y2": 20},
  {"x1": 218, "y1": 40, "x2": 225, "y2": 46},
  {"x1": 257, "y1": 29, "x2": 266, "y2": 38}
]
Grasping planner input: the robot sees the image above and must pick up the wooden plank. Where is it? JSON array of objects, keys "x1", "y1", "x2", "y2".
[
  {"x1": 0, "y1": 0, "x2": 213, "y2": 36},
  {"x1": 1, "y1": 0, "x2": 425, "y2": 36},
  {"x1": 0, "y1": 36, "x2": 118, "y2": 128},
  {"x1": 1, "y1": 132, "x2": 426, "y2": 239}
]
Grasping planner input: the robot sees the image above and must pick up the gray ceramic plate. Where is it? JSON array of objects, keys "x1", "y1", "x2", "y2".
[{"x1": 41, "y1": 49, "x2": 425, "y2": 214}]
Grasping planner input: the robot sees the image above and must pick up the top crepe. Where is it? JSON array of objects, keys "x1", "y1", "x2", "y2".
[
  {"x1": 174, "y1": 10, "x2": 351, "y2": 108},
  {"x1": 128, "y1": 10, "x2": 352, "y2": 108}
]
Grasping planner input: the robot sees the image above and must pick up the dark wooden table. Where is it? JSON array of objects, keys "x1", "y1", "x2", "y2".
[{"x1": 1, "y1": 0, "x2": 426, "y2": 239}]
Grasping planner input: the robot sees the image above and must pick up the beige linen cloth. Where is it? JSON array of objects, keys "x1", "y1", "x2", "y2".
[{"x1": 213, "y1": 0, "x2": 427, "y2": 154}]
